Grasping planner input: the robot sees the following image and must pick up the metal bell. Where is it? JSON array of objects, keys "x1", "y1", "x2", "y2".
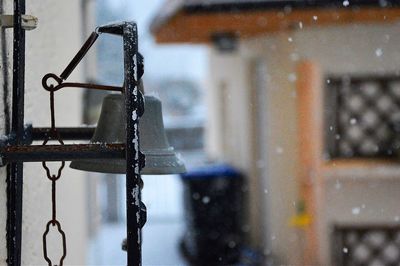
[{"x1": 70, "y1": 94, "x2": 186, "y2": 175}]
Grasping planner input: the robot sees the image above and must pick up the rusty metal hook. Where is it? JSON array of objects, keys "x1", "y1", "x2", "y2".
[
  {"x1": 42, "y1": 73, "x2": 63, "y2": 92},
  {"x1": 42, "y1": 73, "x2": 123, "y2": 92}
]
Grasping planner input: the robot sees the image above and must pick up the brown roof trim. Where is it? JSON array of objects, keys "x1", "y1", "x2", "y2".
[
  {"x1": 184, "y1": 0, "x2": 399, "y2": 13},
  {"x1": 151, "y1": 0, "x2": 399, "y2": 34},
  {"x1": 151, "y1": 1, "x2": 400, "y2": 44}
]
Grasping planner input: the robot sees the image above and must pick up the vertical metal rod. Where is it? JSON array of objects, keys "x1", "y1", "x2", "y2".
[
  {"x1": 7, "y1": 0, "x2": 25, "y2": 265},
  {"x1": 123, "y1": 23, "x2": 141, "y2": 266}
]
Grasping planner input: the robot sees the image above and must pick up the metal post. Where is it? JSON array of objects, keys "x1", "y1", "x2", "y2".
[
  {"x1": 123, "y1": 22, "x2": 142, "y2": 266},
  {"x1": 7, "y1": 0, "x2": 25, "y2": 265}
]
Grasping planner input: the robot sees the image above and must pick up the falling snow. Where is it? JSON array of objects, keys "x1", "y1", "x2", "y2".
[
  {"x1": 375, "y1": 48, "x2": 383, "y2": 57},
  {"x1": 352, "y1": 207, "x2": 361, "y2": 215},
  {"x1": 202, "y1": 196, "x2": 210, "y2": 204},
  {"x1": 275, "y1": 147, "x2": 284, "y2": 154},
  {"x1": 288, "y1": 73, "x2": 297, "y2": 82}
]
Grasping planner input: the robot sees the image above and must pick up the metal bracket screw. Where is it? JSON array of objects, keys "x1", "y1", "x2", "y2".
[{"x1": 0, "y1": 15, "x2": 38, "y2": 30}]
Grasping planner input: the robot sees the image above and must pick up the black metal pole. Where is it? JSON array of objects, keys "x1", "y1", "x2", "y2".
[
  {"x1": 7, "y1": 0, "x2": 25, "y2": 265},
  {"x1": 123, "y1": 22, "x2": 142, "y2": 266}
]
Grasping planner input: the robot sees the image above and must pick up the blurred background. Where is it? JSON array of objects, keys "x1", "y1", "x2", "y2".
[{"x1": 3, "y1": 0, "x2": 400, "y2": 265}]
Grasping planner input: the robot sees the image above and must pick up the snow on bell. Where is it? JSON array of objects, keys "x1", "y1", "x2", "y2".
[{"x1": 70, "y1": 94, "x2": 186, "y2": 175}]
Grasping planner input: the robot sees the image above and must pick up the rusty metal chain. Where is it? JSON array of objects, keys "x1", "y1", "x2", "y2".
[
  {"x1": 38, "y1": 31, "x2": 105, "y2": 266},
  {"x1": 41, "y1": 85, "x2": 67, "y2": 266}
]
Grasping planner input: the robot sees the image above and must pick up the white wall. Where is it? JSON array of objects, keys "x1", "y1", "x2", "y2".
[
  {"x1": 206, "y1": 21, "x2": 400, "y2": 264},
  {"x1": 207, "y1": 37, "x2": 301, "y2": 264},
  {"x1": 206, "y1": 49, "x2": 258, "y2": 241},
  {"x1": 242, "y1": 33, "x2": 301, "y2": 264},
  {"x1": 0, "y1": 1, "x2": 88, "y2": 264}
]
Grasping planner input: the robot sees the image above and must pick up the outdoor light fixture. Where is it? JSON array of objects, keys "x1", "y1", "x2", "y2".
[
  {"x1": 0, "y1": 21, "x2": 176, "y2": 266},
  {"x1": 70, "y1": 93, "x2": 186, "y2": 174},
  {"x1": 211, "y1": 32, "x2": 238, "y2": 52}
]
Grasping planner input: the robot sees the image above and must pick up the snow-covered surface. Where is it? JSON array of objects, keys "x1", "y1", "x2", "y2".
[
  {"x1": 87, "y1": 150, "x2": 209, "y2": 265},
  {"x1": 88, "y1": 172, "x2": 188, "y2": 265},
  {"x1": 88, "y1": 220, "x2": 186, "y2": 265}
]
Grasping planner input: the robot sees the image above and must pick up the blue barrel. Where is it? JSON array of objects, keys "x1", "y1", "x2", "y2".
[{"x1": 180, "y1": 163, "x2": 245, "y2": 265}]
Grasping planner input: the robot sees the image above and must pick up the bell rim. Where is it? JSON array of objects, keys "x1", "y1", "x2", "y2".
[
  {"x1": 70, "y1": 154, "x2": 186, "y2": 175},
  {"x1": 142, "y1": 147, "x2": 178, "y2": 155}
]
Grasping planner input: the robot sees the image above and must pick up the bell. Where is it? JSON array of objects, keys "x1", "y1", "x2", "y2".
[{"x1": 70, "y1": 94, "x2": 186, "y2": 175}]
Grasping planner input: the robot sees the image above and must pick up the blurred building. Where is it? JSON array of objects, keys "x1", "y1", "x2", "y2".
[
  {"x1": 0, "y1": 0, "x2": 95, "y2": 264},
  {"x1": 151, "y1": 1, "x2": 400, "y2": 265}
]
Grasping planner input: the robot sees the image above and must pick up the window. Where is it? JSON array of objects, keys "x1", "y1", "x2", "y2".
[{"x1": 325, "y1": 76, "x2": 400, "y2": 159}]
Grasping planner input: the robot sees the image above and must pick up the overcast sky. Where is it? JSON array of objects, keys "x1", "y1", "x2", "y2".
[{"x1": 105, "y1": 0, "x2": 208, "y2": 82}]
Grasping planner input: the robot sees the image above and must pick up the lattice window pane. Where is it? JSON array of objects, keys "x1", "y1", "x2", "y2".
[
  {"x1": 333, "y1": 226, "x2": 400, "y2": 266},
  {"x1": 325, "y1": 77, "x2": 400, "y2": 158}
]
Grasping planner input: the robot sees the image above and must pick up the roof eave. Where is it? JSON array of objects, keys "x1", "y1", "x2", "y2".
[{"x1": 151, "y1": 1, "x2": 400, "y2": 44}]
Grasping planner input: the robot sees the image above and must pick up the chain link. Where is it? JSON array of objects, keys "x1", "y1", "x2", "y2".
[{"x1": 42, "y1": 84, "x2": 67, "y2": 266}]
